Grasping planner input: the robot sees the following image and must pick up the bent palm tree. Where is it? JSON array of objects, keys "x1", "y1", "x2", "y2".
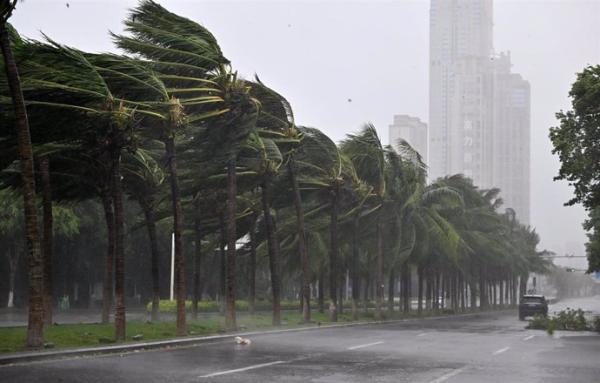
[
  {"x1": 0, "y1": 9, "x2": 42, "y2": 346},
  {"x1": 340, "y1": 124, "x2": 387, "y2": 319}
]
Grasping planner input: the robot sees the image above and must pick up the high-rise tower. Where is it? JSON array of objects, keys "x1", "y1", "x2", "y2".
[{"x1": 428, "y1": 0, "x2": 530, "y2": 223}]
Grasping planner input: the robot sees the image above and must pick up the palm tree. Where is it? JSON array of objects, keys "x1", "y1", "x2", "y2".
[
  {"x1": 238, "y1": 131, "x2": 285, "y2": 325},
  {"x1": 1, "y1": 4, "x2": 43, "y2": 346},
  {"x1": 340, "y1": 124, "x2": 387, "y2": 319},
  {"x1": 116, "y1": 0, "x2": 264, "y2": 332},
  {"x1": 122, "y1": 147, "x2": 166, "y2": 322},
  {"x1": 114, "y1": 0, "x2": 228, "y2": 335},
  {"x1": 39, "y1": 155, "x2": 53, "y2": 325},
  {"x1": 247, "y1": 78, "x2": 310, "y2": 322},
  {"x1": 12, "y1": 38, "x2": 162, "y2": 340},
  {"x1": 294, "y1": 126, "x2": 359, "y2": 321}
]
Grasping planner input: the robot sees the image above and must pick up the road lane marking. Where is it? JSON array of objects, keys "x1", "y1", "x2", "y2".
[
  {"x1": 417, "y1": 332, "x2": 428, "y2": 337},
  {"x1": 492, "y1": 347, "x2": 510, "y2": 355},
  {"x1": 523, "y1": 335, "x2": 535, "y2": 341},
  {"x1": 428, "y1": 366, "x2": 468, "y2": 383},
  {"x1": 347, "y1": 341, "x2": 385, "y2": 350},
  {"x1": 198, "y1": 361, "x2": 286, "y2": 378}
]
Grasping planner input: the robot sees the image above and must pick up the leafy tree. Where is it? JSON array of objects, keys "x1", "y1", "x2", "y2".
[{"x1": 550, "y1": 65, "x2": 600, "y2": 272}]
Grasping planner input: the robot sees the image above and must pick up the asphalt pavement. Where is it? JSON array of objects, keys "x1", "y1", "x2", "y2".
[{"x1": 1, "y1": 296, "x2": 599, "y2": 383}]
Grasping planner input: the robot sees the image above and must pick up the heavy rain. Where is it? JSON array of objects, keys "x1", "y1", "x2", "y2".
[{"x1": 0, "y1": 1, "x2": 599, "y2": 382}]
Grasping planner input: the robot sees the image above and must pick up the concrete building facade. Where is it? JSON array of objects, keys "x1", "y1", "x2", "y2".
[
  {"x1": 389, "y1": 115, "x2": 428, "y2": 163},
  {"x1": 428, "y1": 0, "x2": 530, "y2": 223}
]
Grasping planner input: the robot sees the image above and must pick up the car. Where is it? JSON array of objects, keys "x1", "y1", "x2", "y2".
[{"x1": 518, "y1": 294, "x2": 548, "y2": 320}]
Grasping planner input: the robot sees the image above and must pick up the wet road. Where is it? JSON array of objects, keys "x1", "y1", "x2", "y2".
[{"x1": 1, "y1": 296, "x2": 599, "y2": 383}]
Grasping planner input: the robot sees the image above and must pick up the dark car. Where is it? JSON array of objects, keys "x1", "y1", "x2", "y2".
[{"x1": 518, "y1": 295, "x2": 548, "y2": 320}]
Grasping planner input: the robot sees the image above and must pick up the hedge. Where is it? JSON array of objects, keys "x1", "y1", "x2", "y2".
[{"x1": 146, "y1": 299, "x2": 377, "y2": 313}]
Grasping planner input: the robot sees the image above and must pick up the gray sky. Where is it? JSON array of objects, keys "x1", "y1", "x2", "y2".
[{"x1": 11, "y1": 0, "x2": 600, "y2": 264}]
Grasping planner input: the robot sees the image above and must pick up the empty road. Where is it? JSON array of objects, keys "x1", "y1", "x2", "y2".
[{"x1": 1, "y1": 296, "x2": 599, "y2": 383}]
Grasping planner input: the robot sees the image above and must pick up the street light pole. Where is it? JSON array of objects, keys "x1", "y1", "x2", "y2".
[{"x1": 170, "y1": 232, "x2": 175, "y2": 301}]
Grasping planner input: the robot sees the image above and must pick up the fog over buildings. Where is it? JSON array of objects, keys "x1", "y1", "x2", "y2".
[
  {"x1": 426, "y1": 0, "x2": 530, "y2": 223},
  {"x1": 389, "y1": 115, "x2": 428, "y2": 164},
  {"x1": 12, "y1": 0, "x2": 600, "y2": 264}
]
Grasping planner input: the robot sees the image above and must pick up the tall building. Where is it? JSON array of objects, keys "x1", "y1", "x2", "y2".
[
  {"x1": 429, "y1": 0, "x2": 494, "y2": 183},
  {"x1": 428, "y1": 0, "x2": 530, "y2": 223},
  {"x1": 492, "y1": 52, "x2": 530, "y2": 223},
  {"x1": 389, "y1": 115, "x2": 428, "y2": 162}
]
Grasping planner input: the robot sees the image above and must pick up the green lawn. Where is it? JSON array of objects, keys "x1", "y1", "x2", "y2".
[{"x1": 0, "y1": 309, "x2": 468, "y2": 354}]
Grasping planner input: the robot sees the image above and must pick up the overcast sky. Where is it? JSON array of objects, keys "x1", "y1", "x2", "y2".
[{"x1": 11, "y1": 0, "x2": 600, "y2": 266}]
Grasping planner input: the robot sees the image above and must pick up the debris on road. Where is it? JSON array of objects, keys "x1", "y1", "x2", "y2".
[{"x1": 234, "y1": 336, "x2": 251, "y2": 345}]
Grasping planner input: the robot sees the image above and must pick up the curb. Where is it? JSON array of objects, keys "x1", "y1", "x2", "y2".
[{"x1": 0, "y1": 308, "x2": 514, "y2": 366}]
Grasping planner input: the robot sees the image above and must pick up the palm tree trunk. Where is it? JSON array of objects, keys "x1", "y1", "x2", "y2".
[
  {"x1": 479, "y1": 265, "x2": 487, "y2": 309},
  {"x1": 165, "y1": 137, "x2": 186, "y2": 336},
  {"x1": 351, "y1": 217, "x2": 360, "y2": 320},
  {"x1": 469, "y1": 281, "x2": 477, "y2": 309},
  {"x1": 417, "y1": 266, "x2": 423, "y2": 314},
  {"x1": 519, "y1": 273, "x2": 528, "y2": 299},
  {"x1": 141, "y1": 200, "x2": 160, "y2": 322},
  {"x1": 363, "y1": 272, "x2": 370, "y2": 313},
  {"x1": 40, "y1": 157, "x2": 54, "y2": 326},
  {"x1": 248, "y1": 214, "x2": 257, "y2": 314},
  {"x1": 318, "y1": 268, "x2": 324, "y2": 314},
  {"x1": 338, "y1": 271, "x2": 344, "y2": 315},
  {"x1": 192, "y1": 237, "x2": 201, "y2": 320},
  {"x1": 403, "y1": 264, "x2": 411, "y2": 313},
  {"x1": 374, "y1": 214, "x2": 384, "y2": 320},
  {"x1": 219, "y1": 214, "x2": 226, "y2": 309},
  {"x1": 192, "y1": 199, "x2": 202, "y2": 320},
  {"x1": 329, "y1": 190, "x2": 339, "y2": 322},
  {"x1": 512, "y1": 275, "x2": 518, "y2": 306},
  {"x1": 225, "y1": 158, "x2": 237, "y2": 331},
  {"x1": 425, "y1": 269, "x2": 432, "y2": 310},
  {"x1": 261, "y1": 182, "x2": 281, "y2": 325},
  {"x1": 288, "y1": 160, "x2": 310, "y2": 323},
  {"x1": 112, "y1": 154, "x2": 126, "y2": 342},
  {"x1": 6, "y1": 243, "x2": 19, "y2": 308},
  {"x1": 100, "y1": 192, "x2": 115, "y2": 324},
  {"x1": 0, "y1": 19, "x2": 44, "y2": 348},
  {"x1": 387, "y1": 267, "x2": 395, "y2": 313}
]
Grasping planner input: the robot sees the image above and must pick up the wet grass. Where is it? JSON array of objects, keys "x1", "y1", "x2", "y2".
[{"x1": 0, "y1": 308, "x2": 481, "y2": 354}]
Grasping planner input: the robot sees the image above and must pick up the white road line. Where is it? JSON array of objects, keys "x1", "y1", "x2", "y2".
[
  {"x1": 347, "y1": 341, "x2": 385, "y2": 350},
  {"x1": 428, "y1": 366, "x2": 468, "y2": 383},
  {"x1": 198, "y1": 361, "x2": 287, "y2": 378},
  {"x1": 492, "y1": 347, "x2": 510, "y2": 355},
  {"x1": 523, "y1": 335, "x2": 535, "y2": 341},
  {"x1": 417, "y1": 332, "x2": 428, "y2": 337}
]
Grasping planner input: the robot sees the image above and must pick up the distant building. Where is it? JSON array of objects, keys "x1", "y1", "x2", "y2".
[
  {"x1": 492, "y1": 52, "x2": 530, "y2": 224},
  {"x1": 428, "y1": 0, "x2": 494, "y2": 183},
  {"x1": 428, "y1": 0, "x2": 530, "y2": 223},
  {"x1": 389, "y1": 115, "x2": 428, "y2": 162}
]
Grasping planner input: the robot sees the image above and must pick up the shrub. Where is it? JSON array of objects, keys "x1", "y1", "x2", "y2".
[
  {"x1": 527, "y1": 314, "x2": 550, "y2": 331},
  {"x1": 147, "y1": 299, "x2": 378, "y2": 313},
  {"x1": 553, "y1": 308, "x2": 588, "y2": 331},
  {"x1": 527, "y1": 308, "x2": 590, "y2": 333},
  {"x1": 592, "y1": 316, "x2": 600, "y2": 333}
]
